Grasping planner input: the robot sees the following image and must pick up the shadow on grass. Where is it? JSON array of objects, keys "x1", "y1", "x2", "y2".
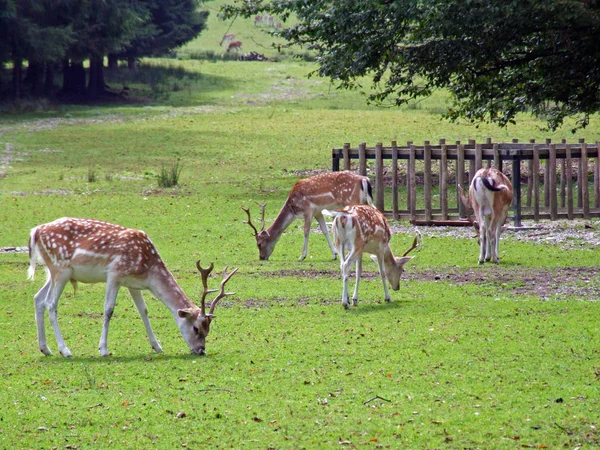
[{"x1": 38, "y1": 352, "x2": 207, "y2": 364}]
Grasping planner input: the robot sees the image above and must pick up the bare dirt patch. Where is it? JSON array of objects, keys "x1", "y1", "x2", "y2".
[{"x1": 261, "y1": 265, "x2": 600, "y2": 301}]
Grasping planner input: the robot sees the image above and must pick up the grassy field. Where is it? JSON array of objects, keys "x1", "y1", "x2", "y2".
[{"x1": 2, "y1": 3, "x2": 600, "y2": 449}]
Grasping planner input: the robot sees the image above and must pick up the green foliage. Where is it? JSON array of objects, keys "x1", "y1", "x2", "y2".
[
  {"x1": 224, "y1": 0, "x2": 600, "y2": 131},
  {"x1": 157, "y1": 158, "x2": 183, "y2": 188}
]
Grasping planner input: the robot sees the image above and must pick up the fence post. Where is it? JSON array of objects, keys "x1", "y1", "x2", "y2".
[
  {"x1": 409, "y1": 143, "x2": 416, "y2": 221},
  {"x1": 375, "y1": 143, "x2": 384, "y2": 212},
  {"x1": 493, "y1": 142, "x2": 501, "y2": 172},
  {"x1": 512, "y1": 156, "x2": 522, "y2": 227},
  {"x1": 457, "y1": 142, "x2": 466, "y2": 218},
  {"x1": 533, "y1": 145, "x2": 540, "y2": 221},
  {"x1": 581, "y1": 140, "x2": 589, "y2": 218},
  {"x1": 392, "y1": 141, "x2": 399, "y2": 219},
  {"x1": 424, "y1": 141, "x2": 432, "y2": 221},
  {"x1": 343, "y1": 143, "x2": 351, "y2": 171},
  {"x1": 332, "y1": 148, "x2": 340, "y2": 171},
  {"x1": 475, "y1": 142, "x2": 483, "y2": 170},
  {"x1": 549, "y1": 143, "x2": 558, "y2": 220},
  {"x1": 566, "y1": 144, "x2": 574, "y2": 220},
  {"x1": 359, "y1": 142, "x2": 367, "y2": 176},
  {"x1": 440, "y1": 142, "x2": 448, "y2": 220}
]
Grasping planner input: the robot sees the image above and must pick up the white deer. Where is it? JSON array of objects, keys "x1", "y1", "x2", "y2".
[
  {"x1": 458, "y1": 168, "x2": 514, "y2": 264},
  {"x1": 28, "y1": 217, "x2": 238, "y2": 357},
  {"x1": 241, "y1": 171, "x2": 373, "y2": 261},
  {"x1": 327, "y1": 205, "x2": 419, "y2": 308},
  {"x1": 220, "y1": 33, "x2": 235, "y2": 47}
]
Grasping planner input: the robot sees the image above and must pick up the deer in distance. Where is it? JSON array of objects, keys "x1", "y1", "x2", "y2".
[
  {"x1": 241, "y1": 171, "x2": 373, "y2": 261},
  {"x1": 326, "y1": 205, "x2": 419, "y2": 309},
  {"x1": 28, "y1": 217, "x2": 238, "y2": 357},
  {"x1": 226, "y1": 41, "x2": 242, "y2": 53},
  {"x1": 458, "y1": 167, "x2": 514, "y2": 264}
]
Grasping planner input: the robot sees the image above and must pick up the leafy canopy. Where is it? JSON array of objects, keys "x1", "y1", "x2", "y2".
[{"x1": 224, "y1": 0, "x2": 600, "y2": 131}]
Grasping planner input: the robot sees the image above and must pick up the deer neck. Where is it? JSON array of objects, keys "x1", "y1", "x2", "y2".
[
  {"x1": 147, "y1": 262, "x2": 195, "y2": 315},
  {"x1": 381, "y1": 245, "x2": 397, "y2": 269},
  {"x1": 265, "y1": 202, "x2": 296, "y2": 241}
]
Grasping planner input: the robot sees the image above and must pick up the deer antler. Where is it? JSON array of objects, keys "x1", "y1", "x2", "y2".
[
  {"x1": 208, "y1": 266, "x2": 239, "y2": 316},
  {"x1": 240, "y1": 202, "x2": 266, "y2": 236},
  {"x1": 402, "y1": 230, "x2": 422, "y2": 257},
  {"x1": 196, "y1": 261, "x2": 217, "y2": 316},
  {"x1": 254, "y1": 201, "x2": 266, "y2": 232}
]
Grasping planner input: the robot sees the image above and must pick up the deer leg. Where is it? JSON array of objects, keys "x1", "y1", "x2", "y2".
[
  {"x1": 315, "y1": 213, "x2": 337, "y2": 260},
  {"x1": 129, "y1": 288, "x2": 163, "y2": 354},
  {"x1": 340, "y1": 250, "x2": 358, "y2": 309},
  {"x1": 352, "y1": 256, "x2": 362, "y2": 306},
  {"x1": 46, "y1": 273, "x2": 72, "y2": 357},
  {"x1": 34, "y1": 279, "x2": 53, "y2": 355},
  {"x1": 491, "y1": 219, "x2": 502, "y2": 263},
  {"x1": 375, "y1": 254, "x2": 392, "y2": 302},
  {"x1": 299, "y1": 212, "x2": 312, "y2": 261},
  {"x1": 99, "y1": 280, "x2": 120, "y2": 356},
  {"x1": 484, "y1": 217, "x2": 494, "y2": 262},
  {"x1": 478, "y1": 209, "x2": 488, "y2": 264}
]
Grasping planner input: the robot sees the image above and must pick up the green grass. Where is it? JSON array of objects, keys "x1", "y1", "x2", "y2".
[{"x1": 2, "y1": 14, "x2": 600, "y2": 447}]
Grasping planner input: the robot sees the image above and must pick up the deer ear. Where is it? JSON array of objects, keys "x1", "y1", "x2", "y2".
[
  {"x1": 177, "y1": 308, "x2": 196, "y2": 319},
  {"x1": 396, "y1": 256, "x2": 413, "y2": 267}
]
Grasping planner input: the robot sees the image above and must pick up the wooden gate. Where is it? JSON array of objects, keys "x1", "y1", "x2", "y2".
[{"x1": 332, "y1": 139, "x2": 600, "y2": 226}]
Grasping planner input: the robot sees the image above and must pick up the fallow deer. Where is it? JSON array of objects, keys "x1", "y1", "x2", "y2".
[
  {"x1": 458, "y1": 168, "x2": 514, "y2": 264},
  {"x1": 241, "y1": 171, "x2": 373, "y2": 261},
  {"x1": 226, "y1": 41, "x2": 242, "y2": 53},
  {"x1": 28, "y1": 217, "x2": 237, "y2": 357},
  {"x1": 220, "y1": 33, "x2": 235, "y2": 47},
  {"x1": 326, "y1": 205, "x2": 419, "y2": 309}
]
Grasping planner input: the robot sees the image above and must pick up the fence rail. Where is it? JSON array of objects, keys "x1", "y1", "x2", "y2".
[{"x1": 331, "y1": 138, "x2": 600, "y2": 226}]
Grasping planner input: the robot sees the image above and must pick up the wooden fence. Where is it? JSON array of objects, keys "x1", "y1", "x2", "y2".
[{"x1": 331, "y1": 138, "x2": 600, "y2": 226}]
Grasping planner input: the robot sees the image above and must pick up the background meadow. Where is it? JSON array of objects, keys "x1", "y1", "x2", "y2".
[{"x1": 1, "y1": 2, "x2": 600, "y2": 448}]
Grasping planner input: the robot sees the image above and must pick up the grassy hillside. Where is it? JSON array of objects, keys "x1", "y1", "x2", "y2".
[{"x1": 179, "y1": 0, "x2": 300, "y2": 60}]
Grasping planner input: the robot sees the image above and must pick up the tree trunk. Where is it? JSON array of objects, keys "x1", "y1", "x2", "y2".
[
  {"x1": 12, "y1": 58, "x2": 22, "y2": 98},
  {"x1": 61, "y1": 59, "x2": 87, "y2": 97},
  {"x1": 87, "y1": 54, "x2": 106, "y2": 99},
  {"x1": 25, "y1": 61, "x2": 44, "y2": 96},
  {"x1": 44, "y1": 62, "x2": 56, "y2": 97},
  {"x1": 107, "y1": 54, "x2": 119, "y2": 70},
  {"x1": 127, "y1": 55, "x2": 137, "y2": 71}
]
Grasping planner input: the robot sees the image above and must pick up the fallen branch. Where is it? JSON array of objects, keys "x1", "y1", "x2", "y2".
[
  {"x1": 363, "y1": 395, "x2": 391, "y2": 404},
  {"x1": 86, "y1": 403, "x2": 103, "y2": 409},
  {"x1": 197, "y1": 388, "x2": 235, "y2": 393}
]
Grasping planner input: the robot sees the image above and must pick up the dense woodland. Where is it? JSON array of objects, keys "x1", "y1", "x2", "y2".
[{"x1": 0, "y1": 0, "x2": 207, "y2": 100}]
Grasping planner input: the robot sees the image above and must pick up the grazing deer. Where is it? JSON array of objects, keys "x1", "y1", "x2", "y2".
[
  {"x1": 28, "y1": 217, "x2": 238, "y2": 357},
  {"x1": 220, "y1": 33, "x2": 235, "y2": 47},
  {"x1": 327, "y1": 205, "x2": 419, "y2": 309},
  {"x1": 241, "y1": 171, "x2": 373, "y2": 261},
  {"x1": 226, "y1": 41, "x2": 242, "y2": 53},
  {"x1": 458, "y1": 168, "x2": 514, "y2": 264}
]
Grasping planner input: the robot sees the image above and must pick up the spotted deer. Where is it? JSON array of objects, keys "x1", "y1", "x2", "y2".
[
  {"x1": 28, "y1": 217, "x2": 237, "y2": 357},
  {"x1": 458, "y1": 168, "x2": 514, "y2": 264},
  {"x1": 326, "y1": 205, "x2": 419, "y2": 308},
  {"x1": 241, "y1": 171, "x2": 373, "y2": 261}
]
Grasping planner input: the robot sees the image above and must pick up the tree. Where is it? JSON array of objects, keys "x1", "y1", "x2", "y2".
[
  {"x1": 110, "y1": 0, "x2": 208, "y2": 71},
  {"x1": 224, "y1": 0, "x2": 600, "y2": 131}
]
